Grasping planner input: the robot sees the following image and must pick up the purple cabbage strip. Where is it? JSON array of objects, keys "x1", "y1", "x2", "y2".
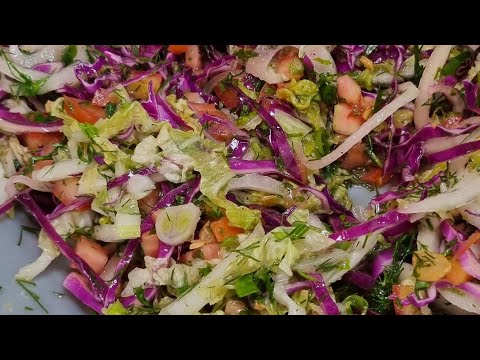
[
  {"x1": 200, "y1": 113, "x2": 248, "y2": 140},
  {"x1": 459, "y1": 250, "x2": 480, "y2": 280},
  {"x1": 302, "y1": 55, "x2": 316, "y2": 82},
  {"x1": 94, "y1": 154, "x2": 105, "y2": 165},
  {"x1": 299, "y1": 186, "x2": 333, "y2": 214},
  {"x1": 465, "y1": 210, "x2": 480, "y2": 217},
  {"x1": 166, "y1": 70, "x2": 217, "y2": 103},
  {"x1": 121, "y1": 66, "x2": 159, "y2": 87},
  {"x1": 116, "y1": 125, "x2": 134, "y2": 141},
  {"x1": 107, "y1": 166, "x2": 158, "y2": 189},
  {"x1": 427, "y1": 140, "x2": 480, "y2": 164},
  {"x1": 0, "y1": 90, "x2": 8, "y2": 100},
  {"x1": 330, "y1": 210, "x2": 411, "y2": 241},
  {"x1": 440, "y1": 219, "x2": 465, "y2": 243},
  {"x1": 141, "y1": 177, "x2": 201, "y2": 233},
  {"x1": 16, "y1": 192, "x2": 107, "y2": 300},
  {"x1": 463, "y1": 80, "x2": 480, "y2": 113},
  {"x1": 346, "y1": 248, "x2": 393, "y2": 290},
  {"x1": 332, "y1": 45, "x2": 365, "y2": 73},
  {"x1": 344, "y1": 270, "x2": 377, "y2": 290},
  {"x1": 141, "y1": 81, "x2": 187, "y2": 130},
  {"x1": 63, "y1": 272, "x2": 104, "y2": 314},
  {"x1": 401, "y1": 142, "x2": 425, "y2": 182},
  {"x1": 394, "y1": 283, "x2": 438, "y2": 308},
  {"x1": 442, "y1": 76, "x2": 457, "y2": 87},
  {"x1": 327, "y1": 215, "x2": 359, "y2": 233},
  {"x1": 392, "y1": 122, "x2": 480, "y2": 149},
  {"x1": 370, "y1": 190, "x2": 409, "y2": 206},
  {"x1": 33, "y1": 62, "x2": 64, "y2": 74},
  {"x1": 47, "y1": 197, "x2": 93, "y2": 220},
  {"x1": 74, "y1": 57, "x2": 118, "y2": 94},
  {"x1": 309, "y1": 273, "x2": 339, "y2": 315},
  {"x1": 104, "y1": 238, "x2": 141, "y2": 307},
  {"x1": 120, "y1": 287, "x2": 158, "y2": 308},
  {"x1": 368, "y1": 45, "x2": 407, "y2": 70},
  {"x1": 262, "y1": 97, "x2": 300, "y2": 120},
  {"x1": 285, "y1": 280, "x2": 311, "y2": 295},
  {"x1": 57, "y1": 85, "x2": 92, "y2": 100},
  {"x1": 314, "y1": 175, "x2": 354, "y2": 217},
  {"x1": 382, "y1": 220, "x2": 416, "y2": 239},
  {"x1": 184, "y1": 178, "x2": 201, "y2": 203},
  {"x1": 140, "y1": 45, "x2": 163, "y2": 58},
  {"x1": 227, "y1": 137, "x2": 250, "y2": 159},
  {"x1": 249, "y1": 204, "x2": 290, "y2": 233},
  {"x1": 0, "y1": 106, "x2": 63, "y2": 133},
  {"x1": 0, "y1": 195, "x2": 19, "y2": 217},
  {"x1": 436, "y1": 280, "x2": 480, "y2": 300},
  {"x1": 156, "y1": 94, "x2": 189, "y2": 130},
  {"x1": 226, "y1": 84, "x2": 303, "y2": 181},
  {"x1": 158, "y1": 242, "x2": 174, "y2": 259},
  {"x1": 229, "y1": 159, "x2": 278, "y2": 174},
  {"x1": 194, "y1": 55, "x2": 237, "y2": 83},
  {"x1": 371, "y1": 173, "x2": 442, "y2": 206},
  {"x1": 371, "y1": 248, "x2": 394, "y2": 279},
  {"x1": 140, "y1": 81, "x2": 161, "y2": 120}
]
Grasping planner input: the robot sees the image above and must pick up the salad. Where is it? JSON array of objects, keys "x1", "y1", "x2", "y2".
[{"x1": 0, "y1": 44, "x2": 479, "y2": 315}]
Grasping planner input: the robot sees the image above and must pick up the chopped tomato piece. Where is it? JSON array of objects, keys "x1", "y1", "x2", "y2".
[
  {"x1": 453, "y1": 232, "x2": 480, "y2": 260},
  {"x1": 75, "y1": 236, "x2": 108, "y2": 274},
  {"x1": 92, "y1": 88, "x2": 122, "y2": 107},
  {"x1": 139, "y1": 189, "x2": 160, "y2": 214},
  {"x1": 210, "y1": 217, "x2": 244, "y2": 242},
  {"x1": 337, "y1": 75, "x2": 362, "y2": 105},
  {"x1": 333, "y1": 76, "x2": 375, "y2": 136},
  {"x1": 341, "y1": 143, "x2": 370, "y2": 171},
  {"x1": 52, "y1": 177, "x2": 89, "y2": 210},
  {"x1": 446, "y1": 259, "x2": 473, "y2": 285},
  {"x1": 274, "y1": 47, "x2": 303, "y2": 81},
  {"x1": 333, "y1": 103, "x2": 364, "y2": 135},
  {"x1": 64, "y1": 96, "x2": 106, "y2": 124},
  {"x1": 179, "y1": 250, "x2": 196, "y2": 264},
  {"x1": 213, "y1": 85, "x2": 240, "y2": 109},
  {"x1": 443, "y1": 113, "x2": 463, "y2": 129},
  {"x1": 199, "y1": 243, "x2": 220, "y2": 260},
  {"x1": 20, "y1": 132, "x2": 64, "y2": 152},
  {"x1": 185, "y1": 45, "x2": 202, "y2": 72},
  {"x1": 33, "y1": 159, "x2": 54, "y2": 171},
  {"x1": 392, "y1": 284, "x2": 421, "y2": 315},
  {"x1": 167, "y1": 45, "x2": 189, "y2": 55},
  {"x1": 141, "y1": 231, "x2": 160, "y2": 257},
  {"x1": 125, "y1": 72, "x2": 162, "y2": 101},
  {"x1": 189, "y1": 102, "x2": 230, "y2": 120},
  {"x1": 360, "y1": 167, "x2": 389, "y2": 188}
]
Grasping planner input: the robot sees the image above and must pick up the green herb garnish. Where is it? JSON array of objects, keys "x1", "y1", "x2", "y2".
[
  {"x1": 441, "y1": 50, "x2": 471, "y2": 76},
  {"x1": 105, "y1": 102, "x2": 117, "y2": 118},
  {"x1": 16, "y1": 280, "x2": 48, "y2": 314},
  {"x1": 368, "y1": 232, "x2": 416, "y2": 314},
  {"x1": 133, "y1": 287, "x2": 152, "y2": 308},
  {"x1": 233, "y1": 49, "x2": 258, "y2": 61},
  {"x1": 234, "y1": 273, "x2": 260, "y2": 298},
  {"x1": 413, "y1": 45, "x2": 425, "y2": 86},
  {"x1": 17, "y1": 225, "x2": 40, "y2": 246},
  {"x1": 61, "y1": 45, "x2": 77, "y2": 66}
]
